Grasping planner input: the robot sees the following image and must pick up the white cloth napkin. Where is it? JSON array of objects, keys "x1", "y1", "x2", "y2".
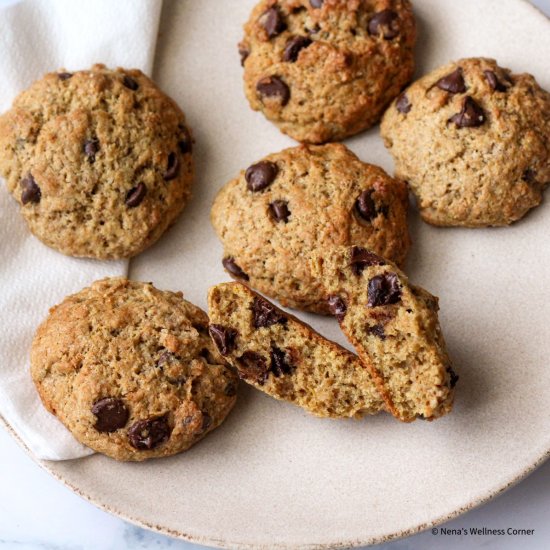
[{"x1": 0, "y1": 0, "x2": 163, "y2": 460}]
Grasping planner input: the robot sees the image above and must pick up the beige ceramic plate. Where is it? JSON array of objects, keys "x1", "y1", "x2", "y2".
[{"x1": 6, "y1": 0, "x2": 550, "y2": 548}]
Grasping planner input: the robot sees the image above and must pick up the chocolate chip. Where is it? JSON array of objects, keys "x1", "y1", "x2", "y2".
[
  {"x1": 310, "y1": 0, "x2": 323, "y2": 7},
  {"x1": 349, "y1": 246, "x2": 385, "y2": 275},
  {"x1": 448, "y1": 96, "x2": 485, "y2": 128},
  {"x1": 20, "y1": 174, "x2": 41, "y2": 205},
  {"x1": 256, "y1": 76, "x2": 290, "y2": 106},
  {"x1": 396, "y1": 93, "x2": 411, "y2": 114},
  {"x1": 245, "y1": 161, "x2": 278, "y2": 192},
  {"x1": 128, "y1": 415, "x2": 171, "y2": 450},
  {"x1": 164, "y1": 152, "x2": 179, "y2": 180},
  {"x1": 327, "y1": 295, "x2": 347, "y2": 321},
  {"x1": 222, "y1": 257, "x2": 249, "y2": 281},
  {"x1": 484, "y1": 70, "x2": 508, "y2": 92},
  {"x1": 224, "y1": 382, "x2": 237, "y2": 397},
  {"x1": 270, "y1": 346, "x2": 294, "y2": 377},
  {"x1": 178, "y1": 141, "x2": 190, "y2": 154},
  {"x1": 283, "y1": 35, "x2": 313, "y2": 62},
  {"x1": 237, "y1": 351, "x2": 269, "y2": 385},
  {"x1": 436, "y1": 68, "x2": 466, "y2": 94},
  {"x1": 261, "y1": 7, "x2": 287, "y2": 38},
  {"x1": 239, "y1": 46, "x2": 250, "y2": 66},
  {"x1": 252, "y1": 296, "x2": 287, "y2": 328},
  {"x1": 122, "y1": 75, "x2": 139, "y2": 90},
  {"x1": 522, "y1": 168, "x2": 537, "y2": 184},
  {"x1": 367, "y1": 324, "x2": 386, "y2": 339},
  {"x1": 367, "y1": 273, "x2": 402, "y2": 307},
  {"x1": 447, "y1": 366, "x2": 459, "y2": 389},
  {"x1": 58, "y1": 72, "x2": 73, "y2": 80},
  {"x1": 269, "y1": 200, "x2": 290, "y2": 222},
  {"x1": 193, "y1": 323, "x2": 209, "y2": 335},
  {"x1": 368, "y1": 10, "x2": 399, "y2": 39},
  {"x1": 484, "y1": 70, "x2": 499, "y2": 90},
  {"x1": 209, "y1": 324, "x2": 238, "y2": 355},
  {"x1": 91, "y1": 397, "x2": 129, "y2": 432},
  {"x1": 125, "y1": 182, "x2": 147, "y2": 207},
  {"x1": 178, "y1": 125, "x2": 192, "y2": 155},
  {"x1": 307, "y1": 24, "x2": 321, "y2": 35},
  {"x1": 354, "y1": 190, "x2": 376, "y2": 222},
  {"x1": 83, "y1": 138, "x2": 100, "y2": 163},
  {"x1": 200, "y1": 412, "x2": 212, "y2": 432}
]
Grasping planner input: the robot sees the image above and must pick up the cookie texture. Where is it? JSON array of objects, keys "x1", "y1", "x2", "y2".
[
  {"x1": 211, "y1": 143, "x2": 410, "y2": 314},
  {"x1": 208, "y1": 282, "x2": 384, "y2": 418},
  {"x1": 380, "y1": 57, "x2": 550, "y2": 226},
  {"x1": 0, "y1": 64, "x2": 194, "y2": 259},
  {"x1": 31, "y1": 278, "x2": 237, "y2": 461},
  {"x1": 311, "y1": 246, "x2": 456, "y2": 421},
  {"x1": 240, "y1": 0, "x2": 416, "y2": 143}
]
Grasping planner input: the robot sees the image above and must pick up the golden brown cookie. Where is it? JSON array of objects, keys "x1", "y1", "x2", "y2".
[
  {"x1": 31, "y1": 278, "x2": 237, "y2": 461},
  {"x1": 311, "y1": 246, "x2": 456, "y2": 421},
  {"x1": 380, "y1": 57, "x2": 550, "y2": 227},
  {"x1": 211, "y1": 143, "x2": 410, "y2": 314},
  {"x1": 207, "y1": 282, "x2": 384, "y2": 418},
  {"x1": 0, "y1": 64, "x2": 194, "y2": 259},
  {"x1": 240, "y1": 0, "x2": 416, "y2": 143}
]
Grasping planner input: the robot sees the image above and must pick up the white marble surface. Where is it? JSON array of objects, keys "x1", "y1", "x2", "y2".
[{"x1": 1, "y1": 1, "x2": 549, "y2": 549}]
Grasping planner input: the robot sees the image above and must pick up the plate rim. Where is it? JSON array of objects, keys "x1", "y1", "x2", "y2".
[{"x1": 2, "y1": 412, "x2": 549, "y2": 549}]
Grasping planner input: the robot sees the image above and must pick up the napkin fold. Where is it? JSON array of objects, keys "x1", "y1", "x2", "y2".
[{"x1": 0, "y1": 0, "x2": 163, "y2": 460}]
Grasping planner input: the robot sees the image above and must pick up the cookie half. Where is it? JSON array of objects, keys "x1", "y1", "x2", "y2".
[
  {"x1": 208, "y1": 282, "x2": 384, "y2": 418},
  {"x1": 31, "y1": 278, "x2": 237, "y2": 461},
  {"x1": 0, "y1": 64, "x2": 194, "y2": 259},
  {"x1": 381, "y1": 57, "x2": 550, "y2": 226},
  {"x1": 240, "y1": 0, "x2": 416, "y2": 143},
  {"x1": 211, "y1": 143, "x2": 410, "y2": 314},
  {"x1": 311, "y1": 246, "x2": 456, "y2": 421}
]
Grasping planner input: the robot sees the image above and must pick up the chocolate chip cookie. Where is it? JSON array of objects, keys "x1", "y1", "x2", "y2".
[
  {"x1": 380, "y1": 57, "x2": 550, "y2": 226},
  {"x1": 240, "y1": 0, "x2": 416, "y2": 143},
  {"x1": 208, "y1": 282, "x2": 384, "y2": 418},
  {"x1": 0, "y1": 64, "x2": 194, "y2": 259},
  {"x1": 31, "y1": 278, "x2": 237, "y2": 461},
  {"x1": 211, "y1": 143, "x2": 411, "y2": 314},
  {"x1": 311, "y1": 246, "x2": 456, "y2": 421}
]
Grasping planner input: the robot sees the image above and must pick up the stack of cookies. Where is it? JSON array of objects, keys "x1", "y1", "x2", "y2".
[{"x1": 0, "y1": 0, "x2": 548, "y2": 461}]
